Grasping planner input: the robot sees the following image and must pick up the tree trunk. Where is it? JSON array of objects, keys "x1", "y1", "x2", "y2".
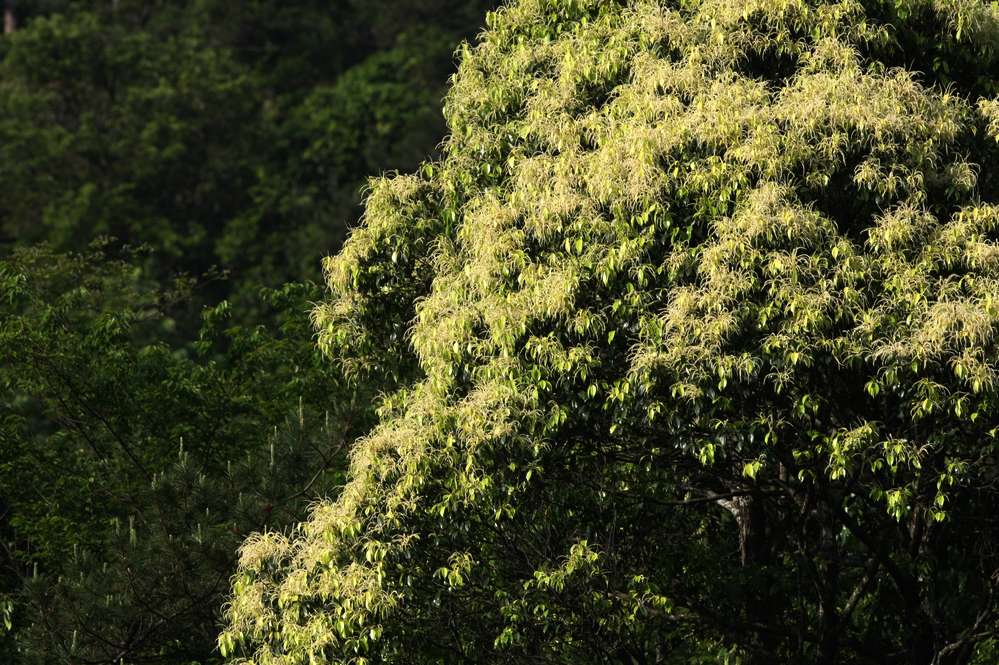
[
  {"x1": 720, "y1": 493, "x2": 779, "y2": 663},
  {"x1": 3, "y1": 0, "x2": 15, "y2": 35},
  {"x1": 816, "y1": 520, "x2": 841, "y2": 665}
]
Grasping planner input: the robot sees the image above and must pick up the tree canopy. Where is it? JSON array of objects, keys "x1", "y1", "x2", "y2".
[
  {"x1": 0, "y1": 0, "x2": 494, "y2": 320},
  {"x1": 0, "y1": 2, "x2": 498, "y2": 663},
  {"x1": 221, "y1": 0, "x2": 999, "y2": 663},
  {"x1": 0, "y1": 245, "x2": 371, "y2": 663}
]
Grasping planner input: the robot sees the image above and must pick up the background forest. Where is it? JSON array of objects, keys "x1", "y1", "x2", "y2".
[{"x1": 0, "y1": 1, "x2": 495, "y2": 662}]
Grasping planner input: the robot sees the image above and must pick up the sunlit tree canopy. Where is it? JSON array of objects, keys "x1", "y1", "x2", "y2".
[{"x1": 222, "y1": 0, "x2": 999, "y2": 663}]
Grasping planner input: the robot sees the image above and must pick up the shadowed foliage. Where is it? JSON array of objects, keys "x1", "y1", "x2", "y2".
[{"x1": 0, "y1": 2, "x2": 498, "y2": 662}]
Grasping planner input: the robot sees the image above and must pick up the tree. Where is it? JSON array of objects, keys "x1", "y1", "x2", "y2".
[
  {"x1": 1, "y1": 2, "x2": 502, "y2": 661},
  {"x1": 0, "y1": 1, "x2": 498, "y2": 326},
  {"x1": 0, "y1": 246, "x2": 372, "y2": 663},
  {"x1": 9, "y1": 411, "x2": 351, "y2": 665},
  {"x1": 221, "y1": 0, "x2": 999, "y2": 663}
]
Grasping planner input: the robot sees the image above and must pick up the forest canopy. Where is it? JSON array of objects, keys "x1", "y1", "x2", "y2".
[
  {"x1": 3, "y1": 0, "x2": 999, "y2": 664},
  {"x1": 0, "y1": 1, "x2": 495, "y2": 663}
]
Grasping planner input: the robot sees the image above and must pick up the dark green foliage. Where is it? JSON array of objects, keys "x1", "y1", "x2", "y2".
[
  {"x1": 0, "y1": 14, "x2": 257, "y2": 275},
  {"x1": 13, "y1": 411, "x2": 350, "y2": 665},
  {"x1": 0, "y1": 245, "x2": 373, "y2": 663},
  {"x1": 0, "y1": 2, "x2": 496, "y2": 661},
  {"x1": 0, "y1": 0, "x2": 496, "y2": 319}
]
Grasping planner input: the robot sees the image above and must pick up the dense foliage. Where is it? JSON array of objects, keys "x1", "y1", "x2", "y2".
[
  {"x1": 221, "y1": 1, "x2": 999, "y2": 664},
  {"x1": 0, "y1": 2, "x2": 496, "y2": 663},
  {"x1": 0, "y1": 245, "x2": 372, "y2": 663},
  {"x1": 4, "y1": 0, "x2": 999, "y2": 663},
  {"x1": 0, "y1": 0, "x2": 494, "y2": 318}
]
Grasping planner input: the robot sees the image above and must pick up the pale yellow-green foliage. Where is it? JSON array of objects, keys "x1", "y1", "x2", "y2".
[
  {"x1": 982, "y1": 96, "x2": 999, "y2": 140},
  {"x1": 223, "y1": 0, "x2": 999, "y2": 662}
]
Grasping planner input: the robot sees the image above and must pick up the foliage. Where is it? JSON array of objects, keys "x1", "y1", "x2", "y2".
[
  {"x1": 10, "y1": 411, "x2": 350, "y2": 665},
  {"x1": 0, "y1": 2, "x2": 497, "y2": 662},
  {"x1": 222, "y1": 1, "x2": 999, "y2": 664},
  {"x1": 0, "y1": 246, "x2": 372, "y2": 663},
  {"x1": 0, "y1": 0, "x2": 497, "y2": 320},
  {"x1": 0, "y1": 12, "x2": 257, "y2": 281}
]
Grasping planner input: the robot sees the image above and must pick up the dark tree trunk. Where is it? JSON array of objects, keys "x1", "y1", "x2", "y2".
[
  {"x1": 910, "y1": 615, "x2": 936, "y2": 665},
  {"x1": 721, "y1": 493, "x2": 780, "y2": 663}
]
